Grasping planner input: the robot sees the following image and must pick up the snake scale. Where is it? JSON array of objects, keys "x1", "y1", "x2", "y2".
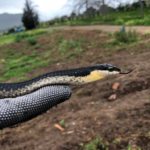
[{"x1": 0, "y1": 64, "x2": 134, "y2": 129}]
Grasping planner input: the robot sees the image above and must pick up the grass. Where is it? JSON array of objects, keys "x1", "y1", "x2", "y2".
[
  {"x1": 104, "y1": 30, "x2": 139, "y2": 51},
  {"x1": 0, "y1": 29, "x2": 144, "y2": 82},
  {"x1": 0, "y1": 49, "x2": 52, "y2": 81},
  {"x1": 0, "y1": 30, "x2": 87, "y2": 82},
  {"x1": 81, "y1": 136, "x2": 107, "y2": 150},
  {"x1": 28, "y1": 37, "x2": 37, "y2": 45},
  {"x1": 59, "y1": 39, "x2": 84, "y2": 55},
  {"x1": 0, "y1": 29, "x2": 49, "y2": 46},
  {"x1": 59, "y1": 119, "x2": 68, "y2": 128}
]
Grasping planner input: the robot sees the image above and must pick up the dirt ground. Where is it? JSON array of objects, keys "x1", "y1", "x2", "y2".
[
  {"x1": 1, "y1": 29, "x2": 150, "y2": 150},
  {"x1": 46, "y1": 25, "x2": 150, "y2": 34}
]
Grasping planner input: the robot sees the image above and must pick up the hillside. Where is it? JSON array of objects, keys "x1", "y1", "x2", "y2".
[
  {"x1": 0, "y1": 13, "x2": 22, "y2": 32},
  {"x1": 41, "y1": 6, "x2": 150, "y2": 28},
  {"x1": 0, "y1": 28, "x2": 150, "y2": 149}
]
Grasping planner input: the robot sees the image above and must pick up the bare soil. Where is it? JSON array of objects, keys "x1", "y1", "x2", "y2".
[
  {"x1": 0, "y1": 29, "x2": 150, "y2": 150},
  {"x1": 46, "y1": 25, "x2": 150, "y2": 34}
]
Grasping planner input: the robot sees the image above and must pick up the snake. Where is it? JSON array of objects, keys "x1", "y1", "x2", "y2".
[{"x1": 0, "y1": 63, "x2": 134, "y2": 130}]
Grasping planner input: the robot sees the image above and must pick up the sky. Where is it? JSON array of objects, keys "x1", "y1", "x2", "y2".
[
  {"x1": 0, "y1": 0, "x2": 71, "y2": 21},
  {"x1": 0, "y1": 0, "x2": 137, "y2": 21}
]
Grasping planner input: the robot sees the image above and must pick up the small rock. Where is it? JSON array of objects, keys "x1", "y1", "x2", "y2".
[
  {"x1": 112, "y1": 82, "x2": 120, "y2": 90},
  {"x1": 108, "y1": 94, "x2": 117, "y2": 101}
]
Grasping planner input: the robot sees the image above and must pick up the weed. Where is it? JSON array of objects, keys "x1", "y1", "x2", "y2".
[
  {"x1": 57, "y1": 36, "x2": 63, "y2": 43},
  {"x1": 114, "y1": 30, "x2": 137, "y2": 44},
  {"x1": 83, "y1": 136, "x2": 106, "y2": 150},
  {"x1": 112, "y1": 138, "x2": 120, "y2": 145},
  {"x1": 38, "y1": 60, "x2": 52, "y2": 67},
  {"x1": 108, "y1": 33, "x2": 112, "y2": 37},
  {"x1": 59, "y1": 40, "x2": 69, "y2": 54},
  {"x1": 42, "y1": 51, "x2": 51, "y2": 58},
  {"x1": 145, "y1": 31, "x2": 150, "y2": 37},
  {"x1": 16, "y1": 77, "x2": 30, "y2": 82},
  {"x1": 91, "y1": 41, "x2": 99, "y2": 46},
  {"x1": 50, "y1": 45, "x2": 54, "y2": 50},
  {"x1": 97, "y1": 30, "x2": 102, "y2": 33},
  {"x1": 68, "y1": 52, "x2": 77, "y2": 59},
  {"x1": 0, "y1": 29, "x2": 48, "y2": 46},
  {"x1": 123, "y1": 67, "x2": 128, "y2": 70},
  {"x1": 69, "y1": 40, "x2": 80, "y2": 48},
  {"x1": 60, "y1": 119, "x2": 68, "y2": 128},
  {"x1": 35, "y1": 44, "x2": 40, "y2": 49},
  {"x1": 127, "y1": 145, "x2": 132, "y2": 150},
  {"x1": 28, "y1": 37, "x2": 37, "y2": 45},
  {"x1": 139, "y1": 67, "x2": 144, "y2": 71},
  {"x1": 146, "y1": 43, "x2": 150, "y2": 47},
  {"x1": 15, "y1": 35, "x2": 22, "y2": 42}
]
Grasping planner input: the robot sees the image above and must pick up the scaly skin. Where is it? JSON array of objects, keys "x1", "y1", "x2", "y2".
[
  {"x1": 0, "y1": 64, "x2": 120, "y2": 98},
  {"x1": 0, "y1": 85, "x2": 71, "y2": 130}
]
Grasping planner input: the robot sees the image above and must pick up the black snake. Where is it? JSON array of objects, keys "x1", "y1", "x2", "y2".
[{"x1": 0, "y1": 64, "x2": 134, "y2": 129}]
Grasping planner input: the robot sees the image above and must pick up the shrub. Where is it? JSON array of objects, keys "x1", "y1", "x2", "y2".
[
  {"x1": 28, "y1": 37, "x2": 37, "y2": 45},
  {"x1": 114, "y1": 30, "x2": 137, "y2": 44}
]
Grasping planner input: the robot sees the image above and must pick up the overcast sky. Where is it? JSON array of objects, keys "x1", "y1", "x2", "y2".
[
  {"x1": 0, "y1": 0, "x2": 71, "y2": 21},
  {"x1": 0, "y1": 0, "x2": 136, "y2": 21}
]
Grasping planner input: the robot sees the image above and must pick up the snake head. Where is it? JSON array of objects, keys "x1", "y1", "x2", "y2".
[
  {"x1": 119, "y1": 68, "x2": 135, "y2": 74},
  {"x1": 96, "y1": 64, "x2": 135, "y2": 76}
]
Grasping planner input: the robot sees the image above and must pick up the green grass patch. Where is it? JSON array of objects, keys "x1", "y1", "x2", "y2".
[
  {"x1": 59, "y1": 39, "x2": 84, "y2": 54},
  {"x1": 114, "y1": 30, "x2": 137, "y2": 44},
  {"x1": 59, "y1": 119, "x2": 68, "y2": 128},
  {"x1": 0, "y1": 49, "x2": 53, "y2": 81},
  {"x1": 0, "y1": 29, "x2": 48, "y2": 46},
  {"x1": 81, "y1": 136, "x2": 107, "y2": 150},
  {"x1": 104, "y1": 30, "x2": 138, "y2": 49},
  {"x1": 28, "y1": 37, "x2": 37, "y2": 45}
]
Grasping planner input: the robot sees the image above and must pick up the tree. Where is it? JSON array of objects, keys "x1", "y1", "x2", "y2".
[
  {"x1": 22, "y1": 0, "x2": 39, "y2": 30},
  {"x1": 66, "y1": 0, "x2": 102, "y2": 17},
  {"x1": 139, "y1": 0, "x2": 143, "y2": 18},
  {"x1": 65, "y1": 0, "x2": 120, "y2": 18}
]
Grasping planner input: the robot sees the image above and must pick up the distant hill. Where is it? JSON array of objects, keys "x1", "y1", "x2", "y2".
[{"x1": 0, "y1": 13, "x2": 23, "y2": 32}]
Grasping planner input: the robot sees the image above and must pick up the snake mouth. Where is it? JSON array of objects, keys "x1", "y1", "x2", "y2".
[{"x1": 119, "y1": 68, "x2": 135, "y2": 74}]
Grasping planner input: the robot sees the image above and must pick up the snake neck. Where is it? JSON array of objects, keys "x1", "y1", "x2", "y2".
[{"x1": 0, "y1": 66, "x2": 107, "y2": 98}]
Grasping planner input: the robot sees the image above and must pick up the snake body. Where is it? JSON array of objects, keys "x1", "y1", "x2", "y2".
[
  {"x1": 0, "y1": 64, "x2": 133, "y2": 129},
  {"x1": 0, "y1": 85, "x2": 71, "y2": 130},
  {"x1": 0, "y1": 64, "x2": 120, "y2": 99}
]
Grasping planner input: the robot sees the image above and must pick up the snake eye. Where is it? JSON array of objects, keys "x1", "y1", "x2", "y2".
[{"x1": 108, "y1": 67, "x2": 114, "y2": 72}]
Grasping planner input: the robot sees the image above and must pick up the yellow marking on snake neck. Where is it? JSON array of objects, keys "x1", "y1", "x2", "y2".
[{"x1": 81, "y1": 70, "x2": 107, "y2": 83}]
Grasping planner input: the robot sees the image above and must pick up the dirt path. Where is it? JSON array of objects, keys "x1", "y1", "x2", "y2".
[{"x1": 46, "y1": 25, "x2": 150, "y2": 34}]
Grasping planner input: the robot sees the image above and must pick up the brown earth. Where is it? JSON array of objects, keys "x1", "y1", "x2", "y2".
[
  {"x1": 46, "y1": 25, "x2": 150, "y2": 34},
  {"x1": 0, "y1": 29, "x2": 150, "y2": 150}
]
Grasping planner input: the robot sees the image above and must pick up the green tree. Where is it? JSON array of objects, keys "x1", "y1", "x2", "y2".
[{"x1": 22, "y1": 0, "x2": 39, "y2": 30}]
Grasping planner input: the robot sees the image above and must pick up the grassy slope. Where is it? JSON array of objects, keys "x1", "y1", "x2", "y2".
[{"x1": 0, "y1": 29, "x2": 147, "y2": 83}]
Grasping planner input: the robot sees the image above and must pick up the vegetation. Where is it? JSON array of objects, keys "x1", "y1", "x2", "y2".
[
  {"x1": 0, "y1": 27, "x2": 144, "y2": 82},
  {"x1": 81, "y1": 136, "x2": 107, "y2": 150},
  {"x1": 0, "y1": 29, "x2": 48, "y2": 46},
  {"x1": 28, "y1": 37, "x2": 37, "y2": 45},
  {"x1": 38, "y1": 4, "x2": 150, "y2": 28},
  {"x1": 0, "y1": 29, "x2": 87, "y2": 81},
  {"x1": 59, "y1": 120, "x2": 68, "y2": 128}
]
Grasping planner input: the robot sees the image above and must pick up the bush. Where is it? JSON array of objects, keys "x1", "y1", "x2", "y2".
[
  {"x1": 15, "y1": 35, "x2": 22, "y2": 42},
  {"x1": 114, "y1": 30, "x2": 137, "y2": 44},
  {"x1": 28, "y1": 37, "x2": 37, "y2": 45},
  {"x1": 115, "y1": 18, "x2": 124, "y2": 25}
]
